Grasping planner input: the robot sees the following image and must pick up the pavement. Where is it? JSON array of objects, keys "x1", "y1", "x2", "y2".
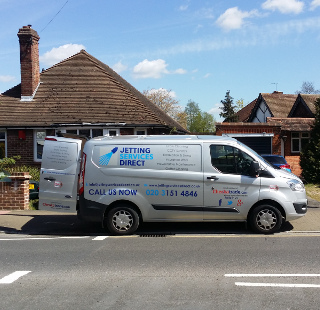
[{"x1": 0, "y1": 197, "x2": 319, "y2": 236}]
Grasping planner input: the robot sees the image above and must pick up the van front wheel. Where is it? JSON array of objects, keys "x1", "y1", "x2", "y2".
[
  {"x1": 249, "y1": 204, "x2": 282, "y2": 234},
  {"x1": 105, "y1": 205, "x2": 139, "y2": 235}
]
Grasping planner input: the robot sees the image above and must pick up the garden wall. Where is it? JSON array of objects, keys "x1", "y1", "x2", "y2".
[{"x1": 0, "y1": 172, "x2": 30, "y2": 210}]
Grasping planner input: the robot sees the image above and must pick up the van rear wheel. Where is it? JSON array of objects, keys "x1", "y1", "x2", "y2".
[
  {"x1": 105, "y1": 205, "x2": 139, "y2": 235},
  {"x1": 249, "y1": 204, "x2": 282, "y2": 234}
]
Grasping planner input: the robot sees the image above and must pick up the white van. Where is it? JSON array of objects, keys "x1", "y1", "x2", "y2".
[{"x1": 39, "y1": 135, "x2": 307, "y2": 235}]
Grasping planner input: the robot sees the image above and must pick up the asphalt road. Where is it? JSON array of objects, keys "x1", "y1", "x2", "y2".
[{"x1": 1, "y1": 234, "x2": 320, "y2": 310}]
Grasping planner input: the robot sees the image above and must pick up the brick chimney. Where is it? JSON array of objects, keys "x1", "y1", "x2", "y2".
[{"x1": 17, "y1": 25, "x2": 40, "y2": 101}]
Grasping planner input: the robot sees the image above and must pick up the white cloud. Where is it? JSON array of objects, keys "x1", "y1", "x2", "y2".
[
  {"x1": 112, "y1": 61, "x2": 127, "y2": 73},
  {"x1": 262, "y1": 0, "x2": 304, "y2": 14},
  {"x1": 208, "y1": 103, "x2": 223, "y2": 121},
  {"x1": 203, "y1": 73, "x2": 211, "y2": 78},
  {"x1": 133, "y1": 59, "x2": 187, "y2": 79},
  {"x1": 133, "y1": 59, "x2": 169, "y2": 79},
  {"x1": 310, "y1": 0, "x2": 320, "y2": 10},
  {"x1": 40, "y1": 44, "x2": 85, "y2": 67},
  {"x1": 216, "y1": 7, "x2": 258, "y2": 31},
  {"x1": 179, "y1": 4, "x2": 189, "y2": 11},
  {"x1": 0, "y1": 75, "x2": 15, "y2": 82},
  {"x1": 173, "y1": 68, "x2": 187, "y2": 74}
]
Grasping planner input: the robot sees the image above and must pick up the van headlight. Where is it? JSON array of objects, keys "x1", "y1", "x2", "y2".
[{"x1": 287, "y1": 179, "x2": 305, "y2": 192}]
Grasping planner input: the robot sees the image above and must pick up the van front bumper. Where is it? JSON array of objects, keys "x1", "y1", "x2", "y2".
[{"x1": 293, "y1": 202, "x2": 308, "y2": 214}]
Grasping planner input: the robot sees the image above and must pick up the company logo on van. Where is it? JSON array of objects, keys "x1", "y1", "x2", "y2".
[{"x1": 99, "y1": 147, "x2": 118, "y2": 166}]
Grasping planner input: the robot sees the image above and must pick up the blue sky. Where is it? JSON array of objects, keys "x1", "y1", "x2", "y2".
[{"x1": 1, "y1": 0, "x2": 320, "y2": 121}]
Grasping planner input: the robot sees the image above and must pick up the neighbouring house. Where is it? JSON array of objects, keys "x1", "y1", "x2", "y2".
[
  {"x1": 216, "y1": 91, "x2": 319, "y2": 176},
  {"x1": 0, "y1": 25, "x2": 187, "y2": 167}
]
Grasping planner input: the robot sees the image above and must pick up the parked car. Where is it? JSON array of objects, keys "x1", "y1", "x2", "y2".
[
  {"x1": 261, "y1": 154, "x2": 292, "y2": 173},
  {"x1": 29, "y1": 180, "x2": 39, "y2": 199}
]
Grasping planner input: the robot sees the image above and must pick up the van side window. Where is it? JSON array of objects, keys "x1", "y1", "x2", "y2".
[{"x1": 210, "y1": 145, "x2": 254, "y2": 176}]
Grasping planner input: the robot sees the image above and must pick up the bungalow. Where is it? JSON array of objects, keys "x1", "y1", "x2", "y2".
[
  {"x1": 0, "y1": 25, "x2": 187, "y2": 166},
  {"x1": 216, "y1": 91, "x2": 318, "y2": 176}
]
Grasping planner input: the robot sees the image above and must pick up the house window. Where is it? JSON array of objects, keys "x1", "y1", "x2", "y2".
[
  {"x1": 34, "y1": 130, "x2": 46, "y2": 161},
  {"x1": 103, "y1": 129, "x2": 120, "y2": 136},
  {"x1": 64, "y1": 129, "x2": 103, "y2": 138},
  {"x1": 0, "y1": 131, "x2": 6, "y2": 159},
  {"x1": 291, "y1": 132, "x2": 310, "y2": 153},
  {"x1": 134, "y1": 128, "x2": 147, "y2": 135}
]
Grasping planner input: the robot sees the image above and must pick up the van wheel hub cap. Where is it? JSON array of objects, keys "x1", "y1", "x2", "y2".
[
  {"x1": 256, "y1": 209, "x2": 277, "y2": 230},
  {"x1": 112, "y1": 210, "x2": 133, "y2": 231}
]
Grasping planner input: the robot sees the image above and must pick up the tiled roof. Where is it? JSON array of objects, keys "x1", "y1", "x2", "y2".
[
  {"x1": 260, "y1": 92, "x2": 297, "y2": 118},
  {"x1": 236, "y1": 99, "x2": 257, "y2": 122},
  {"x1": 245, "y1": 92, "x2": 298, "y2": 122},
  {"x1": 0, "y1": 50, "x2": 187, "y2": 132},
  {"x1": 267, "y1": 117, "x2": 315, "y2": 131},
  {"x1": 299, "y1": 94, "x2": 318, "y2": 114}
]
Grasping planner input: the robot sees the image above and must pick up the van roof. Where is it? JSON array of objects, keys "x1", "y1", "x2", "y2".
[{"x1": 91, "y1": 135, "x2": 236, "y2": 142}]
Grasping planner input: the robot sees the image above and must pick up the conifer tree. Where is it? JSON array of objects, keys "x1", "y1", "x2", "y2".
[
  {"x1": 300, "y1": 98, "x2": 320, "y2": 183},
  {"x1": 219, "y1": 90, "x2": 238, "y2": 122}
]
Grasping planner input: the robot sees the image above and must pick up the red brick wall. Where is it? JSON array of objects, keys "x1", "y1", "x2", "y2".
[
  {"x1": 285, "y1": 156, "x2": 301, "y2": 176},
  {"x1": 0, "y1": 172, "x2": 30, "y2": 210},
  {"x1": 7, "y1": 129, "x2": 37, "y2": 166}
]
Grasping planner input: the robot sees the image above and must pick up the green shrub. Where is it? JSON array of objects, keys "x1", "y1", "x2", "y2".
[
  {"x1": 29, "y1": 199, "x2": 39, "y2": 210},
  {"x1": 7, "y1": 165, "x2": 40, "y2": 181},
  {"x1": 300, "y1": 98, "x2": 320, "y2": 183}
]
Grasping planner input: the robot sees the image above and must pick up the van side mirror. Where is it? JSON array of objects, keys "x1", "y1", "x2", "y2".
[{"x1": 250, "y1": 161, "x2": 260, "y2": 177}]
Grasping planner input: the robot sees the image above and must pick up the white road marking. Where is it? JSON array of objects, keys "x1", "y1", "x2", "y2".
[
  {"x1": 92, "y1": 236, "x2": 109, "y2": 240},
  {"x1": 0, "y1": 271, "x2": 31, "y2": 284},
  {"x1": 0, "y1": 236, "x2": 90, "y2": 241},
  {"x1": 235, "y1": 282, "x2": 320, "y2": 288},
  {"x1": 225, "y1": 274, "x2": 320, "y2": 277},
  {"x1": 226, "y1": 274, "x2": 320, "y2": 288}
]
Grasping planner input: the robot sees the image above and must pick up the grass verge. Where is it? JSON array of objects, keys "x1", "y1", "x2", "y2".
[{"x1": 305, "y1": 184, "x2": 320, "y2": 202}]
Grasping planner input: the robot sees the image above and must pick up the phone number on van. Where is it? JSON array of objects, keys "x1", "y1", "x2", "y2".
[{"x1": 146, "y1": 189, "x2": 198, "y2": 197}]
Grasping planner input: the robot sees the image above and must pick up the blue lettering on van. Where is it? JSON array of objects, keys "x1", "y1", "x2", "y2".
[
  {"x1": 88, "y1": 189, "x2": 137, "y2": 196},
  {"x1": 99, "y1": 147, "x2": 118, "y2": 166},
  {"x1": 120, "y1": 160, "x2": 146, "y2": 166},
  {"x1": 119, "y1": 189, "x2": 137, "y2": 196},
  {"x1": 120, "y1": 147, "x2": 150, "y2": 153},
  {"x1": 120, "y1": 153, "x2": 153, "y2": 160}
]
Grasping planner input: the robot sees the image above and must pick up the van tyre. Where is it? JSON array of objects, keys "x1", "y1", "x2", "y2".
[
  {"x1": 249, "y1": 204, "x2": 282, "y2": 234},
  {"x1": 106, "y1": 205, "x2": 139, "y2": 235}
]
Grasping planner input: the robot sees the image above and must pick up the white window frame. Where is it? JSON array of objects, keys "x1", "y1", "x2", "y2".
[
  {"x1": 34, "y1": 129, "x2": 46, "y2": 162},
  {"x1": 0, "y1": 130, "x2": 7, "y2": 159},
  {"x1": 103, "y1": 129, "x2": 120, "y2": 136},
  {"x1": 134, "y1": 128, "x2": 147, "y2": 135},
  {"x1": 59, "y1": 128, "x2": 105, "y2": 138},
  {"x1": 291, "y1": 132, "x2": 310, "y2": 153}
]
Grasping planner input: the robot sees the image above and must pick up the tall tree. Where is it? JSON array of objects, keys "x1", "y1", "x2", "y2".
[
  {"x1": 300, "y1": 97, "x2": 320, "y2": 183},
  {"x1": 185, "y1": 100, "x2": 215, "y2": 133},
  {"x1": 219, "y1": 90, "x2": 238, "y2": 122},
  {"x1": 143, "y1": 88, "x2": 187, "y2": 128},
  {"x1": 296, "y1": 81, "x2": 320, "y2": 94}
]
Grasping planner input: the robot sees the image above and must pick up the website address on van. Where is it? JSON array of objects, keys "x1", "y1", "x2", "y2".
[{"x1": 146, "y1": 184, "x2": 201, "y2": 188}]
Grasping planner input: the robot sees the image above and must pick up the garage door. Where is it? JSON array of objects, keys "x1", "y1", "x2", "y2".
[{"x1": 235, "y1": 136, "x2": 272, "y2": 154}]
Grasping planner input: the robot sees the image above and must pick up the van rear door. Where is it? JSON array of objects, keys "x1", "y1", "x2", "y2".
[{"x1": 39, "y1": 137, "x2": 82, "y2": 212}]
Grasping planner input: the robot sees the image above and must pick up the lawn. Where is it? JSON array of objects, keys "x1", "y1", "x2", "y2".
[{"x1": 305, "y1": 184, "x2": 320, "y2": 201}]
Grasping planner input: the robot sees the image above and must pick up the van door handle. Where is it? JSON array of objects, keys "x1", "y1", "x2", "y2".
[
  {"x1": 207, "y1": 176, "x2": 219, "y2": 181},
  {"x1": 44, "y1": 177, "x2": 56, "y2": 181}
]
